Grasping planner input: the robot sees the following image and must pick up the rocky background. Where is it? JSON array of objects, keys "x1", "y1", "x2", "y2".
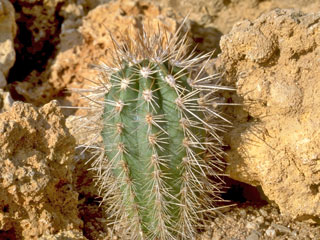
[{"x1": 0, "y1": 0, "x2": 320, "y2": 239}]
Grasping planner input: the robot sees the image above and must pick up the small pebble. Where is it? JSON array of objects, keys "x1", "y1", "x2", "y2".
[
  {"x1": 259, "y1": 209, "x2": 268, "y2": 217},
  {"x1": 265, "y1": 228, "x2": 276, "y2": 238},
  {"x1": 200, "y1": 14, "x2": 212, "y2": 24},
  {"x1": 255, "y1": 216, "x2": 264, "y2": 225},
  {"x1": 271, "y1": 223, "x2": 291, "y2": 234},
  {"x1": 246, "y1": 231, "x2": 260, "y2": 240},
  {"x1": 271, "y1": 207, "x2": 280, "y2": 215},
  {"x1": 246, "y1": 222, "x2": 258, "y2": 230},
  {"x1": 239, "y1": 209, "x2": 247, "y2": 218}
]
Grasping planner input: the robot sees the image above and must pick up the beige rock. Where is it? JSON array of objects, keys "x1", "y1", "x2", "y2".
[
  {"x1": 13, "y1": 0, "x2": 320, "y2": 106},
  {"x1": 39, "y1": 230, "x2": 87, "y2": 240},
  {"x1": 9, "y1": 0, "x2": 86, "y2": 92},
  {"x1": 0, "y1": 89, "x2": 13, "y2": 112},
  {"x1": 0, "y1": 101, "x2": 82, "y2": 239},
  {"x1": 0, "y1": 0, "x2": 16, "y2": 84},
  {"x1": 156, "y1": 0, "x2": 320, "y2": 34},
  {"x1": 155, "y1": 0, "x2": 320, "y2": 61},
  {"x1": 13, "y1": 0, "x2": 81, "y2": 50},
  {"x1": 217, "y1": 9, "x2": 320, "y2": 220},
  {"x1": 14, "y1": 0, "x2": 178, "y2": 113}
]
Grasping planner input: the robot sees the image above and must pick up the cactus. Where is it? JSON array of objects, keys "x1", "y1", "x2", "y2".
[{"x1": 79, "y1": 21, "x2": 231, "y2": 240}]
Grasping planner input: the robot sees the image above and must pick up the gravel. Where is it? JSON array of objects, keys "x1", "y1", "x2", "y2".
[{"x1": 199, "y1": 203, "x2": 320, "y2": 240}]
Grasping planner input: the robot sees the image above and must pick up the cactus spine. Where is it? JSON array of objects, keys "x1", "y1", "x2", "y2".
[{"x1": 81, "y1": 22, "x2": 230, "y2": 239}]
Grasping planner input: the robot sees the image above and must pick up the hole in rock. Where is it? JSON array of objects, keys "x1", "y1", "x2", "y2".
[
  {"x1": 221, "y1": 177, "x2": 268, "y2": 205},
  {"x1": 2, "y1": 205, "x2": 9, "y2": 213},
  {"x1": 223, "y1": 0, "x2": 231, "y2": 6},
  {"x1": 189, "y1": 21, "x2": 223, "y2": 56},
  {"x1": 310, "y1": 184, "x2": 319, "y2": 195}
]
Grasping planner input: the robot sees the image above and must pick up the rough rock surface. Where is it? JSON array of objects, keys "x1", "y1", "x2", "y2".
[
  {"x1": 0, "y1": 101, "x2": 83, "y2": 239},
  {"x1": 217, "y1": 9, "x2": 320, "y2": 220},
  {"x1": 13, "y1": 0, "x2": 177, "y2": 113},
  {"x1": 155, "y1": 0, "x2": 320, "y2": 61},
  {"x1": 10, "y1": 0, "x2": 320, "y2": 109},
  {"x1": 156, "y1": 0, "x2": 320, "y2": 34},
  {"x1": 8, "y1": 0, "x2": 85, "y2": 89},
  {"x1": 0, "y1": 90, "x2": 14, "y2": 113},
  {"x1": 0, "y1": 0, "x2": 16, "y2": 87}
]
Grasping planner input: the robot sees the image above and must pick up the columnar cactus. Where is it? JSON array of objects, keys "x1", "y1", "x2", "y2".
[{"x1": 80, "y1": 22, "x2": 230, "y2": 240}]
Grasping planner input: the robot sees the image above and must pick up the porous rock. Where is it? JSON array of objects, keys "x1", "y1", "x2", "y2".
[
  {"x1": 217, "y1": 9, "x2": 320, "y2": 220},
  {"x1": 9, "y1": 0, "x2": 85, "y2": 97},
  {"x1": 156, "y1": 0, "x2": 320, "y2": 34},
  {"x1": 0, "y1": 101, "x2": 83, "y2": 239},
  {"x1": 14, "y1": 0, "x2": 178, "y2": 113},
  {"x1": 0, "y1": 0, "x2": 16, "y2": 86}
]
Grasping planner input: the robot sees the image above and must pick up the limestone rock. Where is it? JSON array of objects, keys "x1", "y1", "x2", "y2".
[
  {"x1": 156, "y1": 0, "x2": 320, "y2": 34},
  {"x1": 217, "y1": 9, "x2": 320, "y2": 220},
  {"x1": 14, "y1": 0, "x2": 178, "y2": 113},
  {"x1": 8, "y1": 0, "x2": 85, "y2": 92},
  {"x1": 0, "y1": 0, "x2": 17, "y2": 86},
  {"x1": 0, "y1": 101, "x2": 82, "y2": 239}
]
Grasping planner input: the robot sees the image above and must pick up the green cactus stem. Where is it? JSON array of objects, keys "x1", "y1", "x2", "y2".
[{"x1": 80, "y1": 22, "x2": 232, "y2": 240}]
